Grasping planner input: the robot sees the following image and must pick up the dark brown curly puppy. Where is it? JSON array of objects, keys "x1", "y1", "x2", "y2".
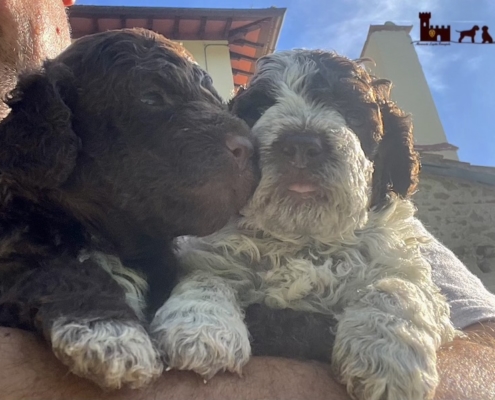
[
  {"x1": 0, "y1": 28, "x2": 257, "y2": 389},
  {"x1": 457, "y1": 25, "x2": 479, "y2": 42}
]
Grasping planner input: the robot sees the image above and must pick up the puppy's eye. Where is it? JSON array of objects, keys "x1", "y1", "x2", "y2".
[{"x1": 140, "y1": 92, "x2": 165, "y2": 106}]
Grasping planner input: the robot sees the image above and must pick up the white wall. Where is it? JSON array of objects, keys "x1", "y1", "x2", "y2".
[{"x1": 179, "y1": 40, "x2": 235, "y2": 102}]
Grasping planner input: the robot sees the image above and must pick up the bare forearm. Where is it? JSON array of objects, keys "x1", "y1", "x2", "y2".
[
  {"x1": 434, "y1": 322, "x2": 495, "y2": 400},
  {"x1": 2, "y1": 326, "x2": 495, "y2": 400},
  {"x1": 0, "y1": 328, "x2": 348, "y2": 400},
  {"x1": 435, "y1": 339, "x2": 495, "y2": 400}
]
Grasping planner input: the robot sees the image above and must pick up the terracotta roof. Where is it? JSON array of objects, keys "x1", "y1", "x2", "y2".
[{"x1": 68, "y1": 5, "x2": 286, "y2": 88}]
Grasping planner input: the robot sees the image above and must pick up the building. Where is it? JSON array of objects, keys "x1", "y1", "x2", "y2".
[
  {"x1": 68, "y1": 5, "x2": 286, "y2": 101},
  {"x1": 361, "y1": 22, "x2": 458, "y2": 161},
  {"x1": 361, "y1": 21, "x2": 495, "y2": 291},
  {"x1": 414, "y1": 154, "x2": 495, "y2": 292}
]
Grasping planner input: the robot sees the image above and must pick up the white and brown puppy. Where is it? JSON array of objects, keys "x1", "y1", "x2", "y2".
[{"x1": 151, "y1": 50, "x2": 459, "y2": 400}]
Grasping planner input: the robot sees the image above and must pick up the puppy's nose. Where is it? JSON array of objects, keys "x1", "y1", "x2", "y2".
[
  {"x1": 279, "y1": 135, "x2": 324, "y2": 168},
  {"x1": 226, "y1": 136, "x2": 253, "y2": 171}
]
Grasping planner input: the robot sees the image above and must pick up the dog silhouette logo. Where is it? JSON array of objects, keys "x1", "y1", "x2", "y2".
[
  {"x1": 416, "y1": 12, "x2": 493, "y2": 45},
  {"x1": 457, "y1": 25, "x2": 479, "y2": 43},
  {"x1": 482, "y1": 26, "x2": 494, "y2": 43}
]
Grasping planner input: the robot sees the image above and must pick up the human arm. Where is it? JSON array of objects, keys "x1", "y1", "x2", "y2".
[
  {"x1": 0, "y1": 326, "x2": 348, "y2": 400},
  {"x1": 0, "y1": 0, "x2": 73, "y2": 119},
  {"x1": 434, "y1": 320, "x2": 495, "y2": 400},
  {"x1": 1, "y1": 322, "x2": 495, "y2": 400}
]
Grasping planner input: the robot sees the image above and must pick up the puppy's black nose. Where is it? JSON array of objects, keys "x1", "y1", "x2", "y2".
[
  {"x1": 278, "y1": 135, "x2": 324, "y2": 168},
  {"x1": 226, "y1": 136, "x2": 253, "y2": 171}
]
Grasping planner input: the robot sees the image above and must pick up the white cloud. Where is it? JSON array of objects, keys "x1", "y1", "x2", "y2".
[
  {"x1": 291, "y1": 0, "x2": 440, "y2": 56},
  {"x1": 288, "y1": 0, "x2": 455, "y2": 92}
]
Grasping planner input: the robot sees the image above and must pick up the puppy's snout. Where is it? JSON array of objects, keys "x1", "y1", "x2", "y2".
[
  {"x1": 279, "y1": 135, "x2": 324, "y2": 168},
  {"x1": 226, "y1": 136, "x2": 253, "y2": 171}
]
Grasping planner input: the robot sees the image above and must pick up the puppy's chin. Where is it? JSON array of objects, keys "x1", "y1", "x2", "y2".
[
  {"x1": 241, "y1": 169, "x2": 371, "y2": 240},
  {"x1": 241, "y1": 191, "x2": 349, "y2": 240}
]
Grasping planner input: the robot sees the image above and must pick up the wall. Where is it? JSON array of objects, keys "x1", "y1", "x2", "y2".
[
  {"x1": 179, "y1": 40, "x2": 235, "y2": 102},
  {"x1": 413, "y1": 161, "x2": 495, "y2": 292},
  {"x1": 361, "y1": 24, "x2": 458, "y2": 161}
]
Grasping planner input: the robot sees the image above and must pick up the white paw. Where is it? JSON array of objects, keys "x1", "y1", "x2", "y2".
[
  {"x1": 51, "y1": 319, "x2": 163, "y2": 389},
  {"x1": 333, "y1": 327, "x2": 438, "y2": 400},
  {"x1": 151, "y1": 309, "x2": 251, "y2": 379}
]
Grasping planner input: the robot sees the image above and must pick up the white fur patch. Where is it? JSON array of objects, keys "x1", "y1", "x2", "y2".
[
  {"x1": 79, "y1": 250, "x2": 148, "y2": 320},
  {"x1": 50, "y1": 318, "x2": 163, "y2": 389},
  {"x1": 150, "y1": 272, "x2": 251, "y2": 379},
  {"x1": 170, "y1": 200, "x2": 459, "y2": 399}
]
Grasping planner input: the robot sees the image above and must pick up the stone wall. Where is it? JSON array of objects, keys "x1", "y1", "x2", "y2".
[{"x1": 412, "y1": 156, "x2": 495, "y2": 292}]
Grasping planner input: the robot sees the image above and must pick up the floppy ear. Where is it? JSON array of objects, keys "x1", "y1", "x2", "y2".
[
  {"x1": 0, "y1": 62, "x2": 80, "y2": 188},
  {"x1": 370, "y1": 81, "x2": 420, "y2": 208},
  {"x1": 228, "y1": 84, "x2": 276, "y2": 128}
]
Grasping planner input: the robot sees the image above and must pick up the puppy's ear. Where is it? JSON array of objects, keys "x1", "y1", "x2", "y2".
[
  {"x1": 371, "y1": 81, "x2": 420, "y2": 207},
  {"x1": 0, "y1": 62, "x2": 80, "y2": 188},
  {"x1": 229, "y1": 84, "x2": 275, "y2": 128}
]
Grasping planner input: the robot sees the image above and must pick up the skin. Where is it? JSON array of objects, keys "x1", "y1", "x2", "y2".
[
  {"x1": 0, "y1": 0, "x2": 74, "y2": 118},
  {"x1": 0, "y1": 1, "x2": 494, "y2": 399},
  {"x1": 0, "y1": 323, "x2": 494, "y2": 400}
]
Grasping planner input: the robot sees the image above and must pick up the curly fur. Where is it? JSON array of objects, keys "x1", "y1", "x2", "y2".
[
  {"x1": 79, "y1": 250, "x2": 149, "y2": 321},
  {"x1": 150, "y1": 273, "x2": 251, "y2": 378},
  {"x1": 0, "y1": 28, "x2": 256, "y2": 389},
  {"x1": 152, "y1": 50, "x2": 458, "y2": 400},
  {"x1": 51, "y1": 318, "x2": 163, "y2": 389}
]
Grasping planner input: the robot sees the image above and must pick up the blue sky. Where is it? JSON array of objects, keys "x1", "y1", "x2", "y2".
[{"x1": 77, "y1": 0, "x2": 495, "y2": 167}]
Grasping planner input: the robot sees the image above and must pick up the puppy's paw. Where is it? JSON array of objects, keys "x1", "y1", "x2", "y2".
[
  {"x1": 51, "y1": 319, "x2": 163, "y2": 389},
  {"x1": 333, "y1": 332, "x2": 438, "y2": 400},
  {"x1": 151, "y1": 311, "x2": 251, "y2": 379}
]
